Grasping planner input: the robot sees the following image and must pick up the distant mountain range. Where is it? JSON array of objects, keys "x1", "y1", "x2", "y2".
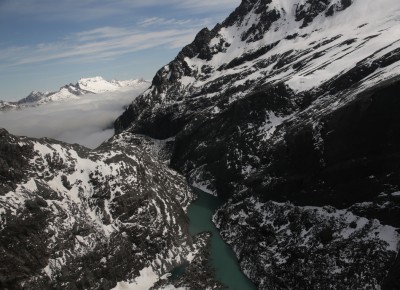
[{"x1": 0, "y1": 76, "x2": 149, "y2": 111}]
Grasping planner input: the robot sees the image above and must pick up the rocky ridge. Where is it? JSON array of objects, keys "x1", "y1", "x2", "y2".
[{"x1": 0, "y1": 128, "x2": 217, "y2": 289}]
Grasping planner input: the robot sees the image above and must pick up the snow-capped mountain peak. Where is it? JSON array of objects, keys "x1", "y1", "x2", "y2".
[
  {"x1": 78, "y1": 76, "x2": 118, "y2": 93},
  {"x1": 77, "y1": 76, "x2": 148, "y2": 94},
  {"x1": 0, "y1": 77, "x2": 150, "y2": 111},
  {"x1": 18, "y1": 91, "x2": 48, "y2": 104},
  {"x1": 117, "y1": 0, "x2": 400, "y2": 138},
  {"x1": 134, "y1": 0, "x2": 399, "y2": 110}
]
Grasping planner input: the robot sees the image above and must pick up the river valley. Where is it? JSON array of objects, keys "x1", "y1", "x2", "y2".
[{"x1": 187, "y1": 188, "x2": 257, "y2": 290}]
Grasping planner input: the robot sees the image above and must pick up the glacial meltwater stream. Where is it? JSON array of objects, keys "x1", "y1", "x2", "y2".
[{"x1": 187, "y1": 188, "x2": 257, "y2": 290}]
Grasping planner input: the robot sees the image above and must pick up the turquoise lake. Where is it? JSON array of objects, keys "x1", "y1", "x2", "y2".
[{"x1": 187, "y1": 188, "x2": 258, "y2": 290}]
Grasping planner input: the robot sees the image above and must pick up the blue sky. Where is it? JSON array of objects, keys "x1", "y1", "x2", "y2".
[{"x1": 0, "y1": 0, "x2": 240, "y2": 100}]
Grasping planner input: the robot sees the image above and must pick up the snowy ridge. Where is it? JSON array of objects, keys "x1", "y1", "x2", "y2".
[
  {"x1": 128, "y1": 0, "x2": 400, "y2": 108},
  {"x1": 77, "y1": 76, "x2": 147, "y2": 94},
  {"x1": 0, "y1": 100, "x2": 18, "y2": 111},
  {"x1": 1, "y1": 77, "x2": 149, "y2": 111}
]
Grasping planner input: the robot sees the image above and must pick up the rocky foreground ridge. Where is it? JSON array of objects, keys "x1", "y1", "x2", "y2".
[
  {"x1": 115, "y1": 0, "x2": 400, "y2": 288},
  {"x1": 0, "y1": 128, "x2": 223, "y2": 289}
]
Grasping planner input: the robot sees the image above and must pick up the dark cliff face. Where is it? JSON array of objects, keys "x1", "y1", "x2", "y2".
[
  {"x1": 259, "y1": 81, "x2": 400, "y2": 207},
  {"x1": 113, "y1": 0, "x2": 400, "y2": 287},
  {"x1": 169, "y1": 80, "x2": 400, "y2": 211}
]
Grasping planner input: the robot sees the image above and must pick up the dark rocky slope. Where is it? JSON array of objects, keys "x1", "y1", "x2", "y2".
[
  {"x1": 115, "y1": 0, "x2": 400, "y2": 288},
  {"x1": 0, "y1": 129, "x2": 219, "y2": 289},
  {"x1": 214, "y1": 197, "x2": 398, "y2": 289}
]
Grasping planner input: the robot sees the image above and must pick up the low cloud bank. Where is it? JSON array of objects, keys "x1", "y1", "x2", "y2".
[{"x1": 0, "y1": 86, "x2": 148, "y2": 148}]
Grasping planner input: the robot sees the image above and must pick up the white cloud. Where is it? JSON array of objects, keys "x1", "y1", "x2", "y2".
[
  {"x1": 138, "y1": 17, "x2": 195, "y2": 27},
  {"x1": 0, "y1": 0, "x2": 128, "y2": 21},
  {"x1": 0, "y1": 0, "x2": 241, "y2": 69},
  {"x1": 0, "y1": 86, "x2": 148, "y2": 149},
  {"x1": 0, "y1": 26, "x2": 201, "y2": 68},
  {"x1": 178, "y1": 0, "x2": 241, "y2": 12},
  {"x1": 0, "y1": 0, "x2": 240, "y2": 21}
]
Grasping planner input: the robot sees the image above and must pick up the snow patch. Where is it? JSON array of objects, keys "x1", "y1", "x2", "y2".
[
  {"x1": 112, "y1": 267, "x2": 159, "y2": 290},
  {"x1": 391, "y1": 191, "x2": 400, "y2": 197}
]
